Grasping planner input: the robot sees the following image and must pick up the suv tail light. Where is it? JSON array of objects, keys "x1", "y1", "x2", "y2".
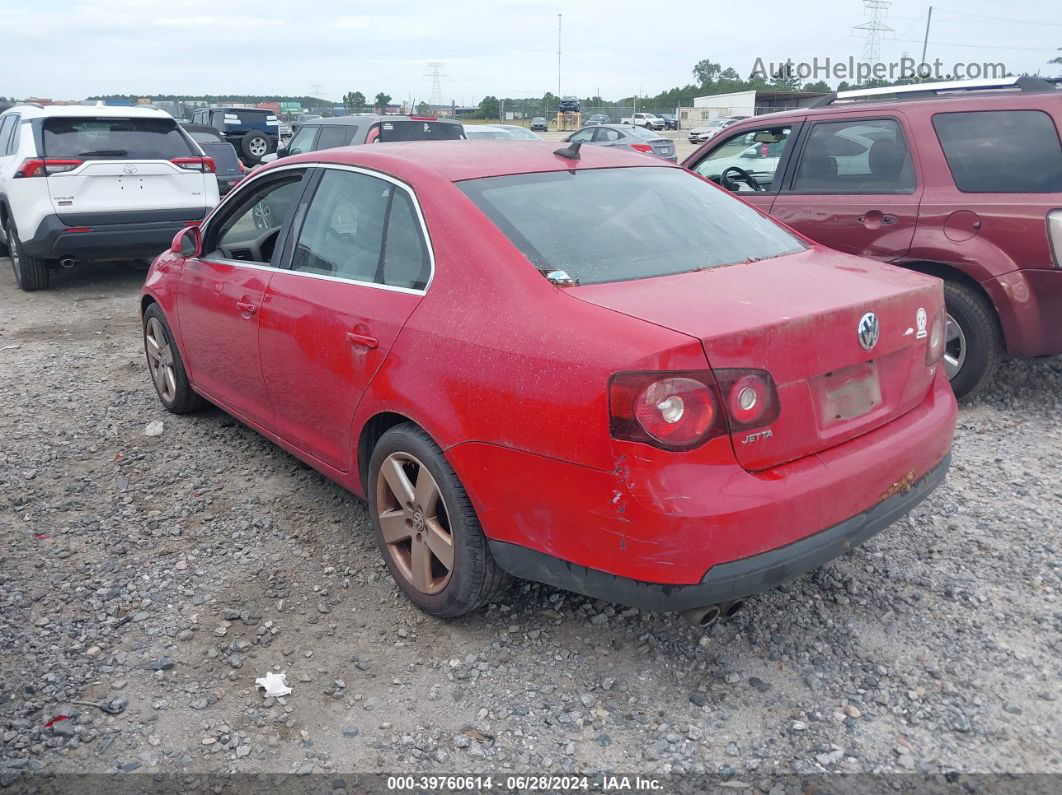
[
  {"x1": 1049, "y1": 210, "x2": 1062, "y2": 268},
  {"x1": 609, "y1": 369, "x2": 779, "y2": 451},
  {"x1": 630, "y1": 143, "x2": 654, "y2": 153},
  {"x1": 15, "y1": 158, "x2": 82, "y2": 178},
  {"x1": 925, "y1": 307, "x2": 947, "y2": 366},
  {"x1": 171, "y1": 156, "x2": 216, "y2": 173}
]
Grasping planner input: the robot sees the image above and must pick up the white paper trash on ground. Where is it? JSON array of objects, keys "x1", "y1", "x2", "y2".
[{"x1": 255, "y1": 671, "x2": 292, "y2": 697}]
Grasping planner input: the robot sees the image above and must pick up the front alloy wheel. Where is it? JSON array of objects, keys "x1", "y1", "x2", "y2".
[{"x1": 145, "y1": 316, "x2": 177, "y2": 403}]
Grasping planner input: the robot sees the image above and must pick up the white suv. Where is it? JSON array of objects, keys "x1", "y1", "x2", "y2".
[{"x1": 0, "y1": 104, "x2": 219, "y2": 290}]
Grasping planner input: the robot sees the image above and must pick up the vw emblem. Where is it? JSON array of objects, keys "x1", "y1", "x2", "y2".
[
  {"x1": 857, "y1": 312, "x2": 880, "y2": 351},
  {"x1": 122, "y1": 165, "x2": 138, "y2": 175}
]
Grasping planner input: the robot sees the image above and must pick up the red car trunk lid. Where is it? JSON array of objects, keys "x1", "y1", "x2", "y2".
[{"x1": 572, "y1": 248, "x2": 944, "y2": 470}]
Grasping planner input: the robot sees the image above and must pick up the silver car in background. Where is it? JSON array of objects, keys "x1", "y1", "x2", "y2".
[
  {"x1": 688, "y1": 116, "x2": 749, "y2": 144},
  {"x1": 565, "y1": 123, "x2": 676, "y2": 162}
]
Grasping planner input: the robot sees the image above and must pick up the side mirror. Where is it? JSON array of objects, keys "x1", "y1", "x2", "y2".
[{"x1": 171, "y1": 225, "x2": 201, "y2": 257}]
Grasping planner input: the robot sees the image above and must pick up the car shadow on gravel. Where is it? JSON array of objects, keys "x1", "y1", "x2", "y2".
[{"x1": 1, "y1": 257, "x2": 148, "y2": 297}]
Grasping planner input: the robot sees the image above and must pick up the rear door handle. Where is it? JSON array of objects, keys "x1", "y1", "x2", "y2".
[
  {"x1": 347, "y1": 331, "x2": 379, "y2": 350},
  {"x1": 235, "y1": 300, "x2": 258, "y2": 315}
]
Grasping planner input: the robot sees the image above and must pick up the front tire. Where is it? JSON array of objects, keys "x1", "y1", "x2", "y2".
[
  {"x1": 142, "y1": 303, "x2": 206, "y2": 414},
  {"x1": 6, "y1": 220, "x2": 50, "y2": 291},
  {"x1": 942, "y1": 280, "x2": 1002, "y2": 401},
  {"x1": 368, "y1": 424, "x2": 510, "y2": 617}
]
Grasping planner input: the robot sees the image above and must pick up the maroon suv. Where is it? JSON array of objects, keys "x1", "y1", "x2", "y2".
[{"x1": 683, "y1": 77, "x2": 1062, "y2": 399}]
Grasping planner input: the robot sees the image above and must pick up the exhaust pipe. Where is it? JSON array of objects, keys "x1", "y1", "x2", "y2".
[
  {"x1": 681, "y1": 600, "x2": 746, "y2": 631},
  {"x1": 681, "y1": 604, "x2": 721, "y2": 630},
  {"x1": 59, "y1": 257, "x2": 77, "y2": 269},
  {"x1": 721, "y1": 600, "x2": 745, "y2": 620}
]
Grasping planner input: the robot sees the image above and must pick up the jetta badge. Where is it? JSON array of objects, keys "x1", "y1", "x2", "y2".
[
  {"x1": 122, "y1": 165, "x2": 138, "y2": 175},
  {"x1": 857, "y1": 312, "x2": 880, "y2": 351}
]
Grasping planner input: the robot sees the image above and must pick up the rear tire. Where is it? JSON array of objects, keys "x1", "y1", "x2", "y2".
[
  {"x1": 942, "y1": 280, "x2": 1001, "y2": 401},
  {"x1": 368, "y1": 424, "x2": 510, "y2": 618},
  {"x1": 6, "y1": 220, "x2": 50, "y2": 291},
  {"x1": 240, "y1": 132, "x2": 272, "y2": 163}
]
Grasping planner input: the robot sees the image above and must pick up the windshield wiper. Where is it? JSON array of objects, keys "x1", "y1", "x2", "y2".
[{"x1": 77, "y1": 149, "x2": 129, "y2": 157}]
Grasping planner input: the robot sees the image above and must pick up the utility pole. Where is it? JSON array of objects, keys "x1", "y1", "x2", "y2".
[
  {"x1": 920, "y1": 5, "x2": 933, "y2": 66},
  {"x1": 557, "y1": 13, "x2": 562, "y2": 98},
  {"x1": 852, "y1": 0, "x2": 893, "y2": 65}
]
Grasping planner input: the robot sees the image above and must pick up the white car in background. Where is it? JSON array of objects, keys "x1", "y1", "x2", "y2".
[
  {"x1": 0, "y1": 104, "x2": 218, "y2": 290},
  {"x1": 463, "y1": 124, "x2": 521, "y2": 140},
  {"x1": 620, "y1": 112, "x2": 665, "y2": 130}
]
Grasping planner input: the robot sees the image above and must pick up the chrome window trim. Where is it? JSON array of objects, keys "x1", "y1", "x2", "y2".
[{"x1": 200, "y1": 161, "x2": 434, "y2": 295}]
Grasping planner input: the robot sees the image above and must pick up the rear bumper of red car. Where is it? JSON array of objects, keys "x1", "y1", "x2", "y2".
[
  {"x1": 487, "y1": 452, "x2": 949, "y2": 611},
  {"x1": 449, "y1": 370, "x2": 956, "y2": 607}
]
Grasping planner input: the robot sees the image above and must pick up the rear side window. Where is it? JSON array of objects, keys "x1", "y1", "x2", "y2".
[
  {"x1": 932, "y1": 110, "x2": 1062, "y2": 193},
  {"x1": 315, "y1": 125, "x2": 355, "y2": 150},
  {"x1": 381, "y1": 191, "x2": 430, "y2": 290},
  {"x1": 459, "y1": 167, "x2": 804, "y2": 285},
  {"x1": 42, "y1": 117, "x2": 194, "y2": 160},
  {"x1": 793, "y1": 118, "x2": 915, "y2": 194},
  {"x1": 378, "y1": 121, "x2": 464, "y2": 142},
  {"x1": 0, "y1": 114, "x2": 18, "y2": 154}
]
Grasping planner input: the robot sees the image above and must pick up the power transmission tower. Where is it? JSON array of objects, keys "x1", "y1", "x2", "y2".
[
  {"x1": 853, "y1": 0, "x2": 893, "y2": 64},
  {"x1": 424, "y1": 62, "x2": 447, "y2": 109}
]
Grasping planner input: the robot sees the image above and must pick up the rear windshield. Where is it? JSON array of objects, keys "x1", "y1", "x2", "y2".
[
  {"x1": 43, "y1": 117, "x2": 194, "y2": 160},
  {"x1": 186, "y1": 129, "x2": 223, "y2": 145},
  {"x1": 458, "y1": 167, "x2": 805, "y2": 285},
  {"x1": 378, "y1": 120, "x2": 464, "y2": 142},
  {"x1": 231, "y1": 109, "x2": 271, "y2": 124},
  {"x1": 932, "y1": 110, "x2": 1062, "y2": 193}
]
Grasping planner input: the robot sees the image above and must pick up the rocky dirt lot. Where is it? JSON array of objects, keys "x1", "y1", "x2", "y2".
[{"x1": 0, "y1": 260, "x2": 1059, "y2": 787}]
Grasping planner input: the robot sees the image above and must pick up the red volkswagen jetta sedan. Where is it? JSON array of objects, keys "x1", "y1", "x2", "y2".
[{"x1": 141, "y1": 141, "x2": 957, "y2": 626}]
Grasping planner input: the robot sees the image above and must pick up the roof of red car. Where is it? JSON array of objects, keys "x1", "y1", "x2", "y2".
[{"x1": 280, "y1": 140, "x2": 674, "y2": 182}]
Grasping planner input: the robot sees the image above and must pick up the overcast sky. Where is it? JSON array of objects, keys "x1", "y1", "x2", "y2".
[{"x1": 2, "y1": 0, "x2": 1059, "y2": 103}]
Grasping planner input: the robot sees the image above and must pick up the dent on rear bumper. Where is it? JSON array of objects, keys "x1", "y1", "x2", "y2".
[{"x1": 447, "y1": 372, "x2": 956, "y2": 588}]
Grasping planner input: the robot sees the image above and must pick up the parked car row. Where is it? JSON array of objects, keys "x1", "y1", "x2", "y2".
[{"x1": 5, "y1": 76, "x2": 1058, "y2": 632}]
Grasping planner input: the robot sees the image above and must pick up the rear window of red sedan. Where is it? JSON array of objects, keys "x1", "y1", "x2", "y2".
[{"x1": 458, "y1": 166, "x2": 804, "y2": 285}]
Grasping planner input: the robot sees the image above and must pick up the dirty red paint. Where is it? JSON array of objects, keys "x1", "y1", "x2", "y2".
[{"x1": 143, "y1": 141, "x2": 957, "y2": 592}]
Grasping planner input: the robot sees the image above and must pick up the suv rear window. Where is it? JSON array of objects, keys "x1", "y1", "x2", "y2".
[
  {"x1": 932, "y1": 110, "x2": 1062, "y2": 193},
  {"x1": 378, "y1": 120, "x2": 464, "y2": 142},
  {"x1": 43, "y1": 117, "x2": 194, "y2": 160},
  {"x1": 459, "y1": 167, "x2": 804, "y2": 285}
]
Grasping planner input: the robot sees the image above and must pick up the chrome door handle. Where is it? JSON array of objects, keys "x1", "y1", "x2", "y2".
[
  {"x1": 235, "y1": 301, "x2": 257, "y2": 315},
  {"x1": 347, "y1": 331, "x2": 379, "y2": 349}
]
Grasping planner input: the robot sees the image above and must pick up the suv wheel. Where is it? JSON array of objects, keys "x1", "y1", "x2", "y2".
[
  {"x1": 240, "y1": 132, "x2": 271, "y2": 162},
  {"x1": 5, "y1": 220, "x2": 50, "y2": 291},
  {"x1": 942, "y1": 281, "x2": 1001, "y2": 401},
  {"x1": 368, "y1": 424, "x2": 510, "y2": 618}
]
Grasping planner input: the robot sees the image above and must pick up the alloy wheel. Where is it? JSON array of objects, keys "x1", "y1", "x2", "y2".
[
  {"x1": 145, "y1": 316, "x2": 178, "y2": 402},
  {"x1": 376, "y1": 452, "x2": 454, "y2": 595},
  {"x1": 943, "y1": 313, "x2": 966, "y2": 380},
  {"x1": 249, "y1": 138, "x2": 268, "y2": 157}
]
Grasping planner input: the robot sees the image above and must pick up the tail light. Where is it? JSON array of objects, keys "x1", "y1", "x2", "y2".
[
  {"x1": 630, "y1": 144, "x2": 653, "y2": 153},
  {"x1": 171, "y1": 156, "x2": 216, "y2": 173},
  {"x1": 1049, "y1": 210, "x2": 1062, "y2": 268},
  {"x1": 925, "y1": 307, "x2": 947, "y2": 366},
  {"x1": 609, "y1": 369, "x2": 779, "y2": 451},
  {"x1": 15, "y1": 158, "x2": 82, "y2": 178}
]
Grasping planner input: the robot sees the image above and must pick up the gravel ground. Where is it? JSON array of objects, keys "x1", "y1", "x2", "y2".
[{"x1": 0, "y1": 258, "x2": 1059, "y2": 787}]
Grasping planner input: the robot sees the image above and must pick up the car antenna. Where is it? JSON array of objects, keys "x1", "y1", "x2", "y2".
[{"x1": 553, "y1": 140, "x2": 582, "y2": 160}]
